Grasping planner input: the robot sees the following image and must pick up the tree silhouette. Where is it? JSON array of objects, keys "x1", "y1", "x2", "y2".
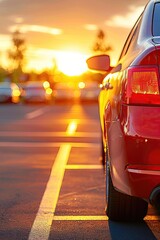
[
  {"x1": 8, "y1": 30, "x2": 26, "y2": 72},
  {"x1": 93, "y1": 29, "x2": 112, "y2": 54}
]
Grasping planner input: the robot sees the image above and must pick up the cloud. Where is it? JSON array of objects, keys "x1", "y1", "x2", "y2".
[
  {"x1": 9, "y1": 24, "x2": 63, "y2": 35},
  {"x1": 14, "y1": 17, "x2": 24, "y2": 24},
  {"x1": 105, "y1": 5, "x2": 144, "y2": 28},
  {"x1": 84, "y1": 24, "x2": 98, "y2": 31}
]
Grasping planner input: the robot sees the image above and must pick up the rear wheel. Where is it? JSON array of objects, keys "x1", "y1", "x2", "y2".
[{"x1": 106, "y1": 163, "x2": 148, "y2": 221}]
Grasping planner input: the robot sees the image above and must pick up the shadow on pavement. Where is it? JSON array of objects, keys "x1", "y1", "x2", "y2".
[{"x1": 109, "y1": 220, "x2": 157, "y2": 240}]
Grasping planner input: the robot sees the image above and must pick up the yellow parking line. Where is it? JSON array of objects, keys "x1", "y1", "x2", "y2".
[
  {"x1": 66, "y1": 120, "x2": 77, "y2": 136},
  {"x1": 0, "y1": 131, "x2": 100, "y2": 138},
  {"x1": 65, "y1": 164, "x2": 103, "y2": 169},
  {"x1": 28, "y1": 144, "x2": 71, "y2": 240},
  {"x1": 52, "y1": 215, "x2": 160, "y2": 221},
  {"x1": 53, "y1": 216, "x2": 108, "y2": 221},
  {"x1": 0, "y1": 142, "x2": 99, "y2": 148}
]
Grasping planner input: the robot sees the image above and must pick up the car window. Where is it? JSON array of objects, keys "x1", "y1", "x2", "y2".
[
  {"x1": 119, "y1": 14, "x2": 142, "y2": 60},
  {"x1": 153, "y1": 3, "x2": 160, "y2": 36},
  {"x1": 125, "y1": 18, "x2": 142, "y2": 55}
]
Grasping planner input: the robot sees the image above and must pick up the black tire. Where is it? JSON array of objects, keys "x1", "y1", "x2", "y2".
[
  {"x1": 101, "y1": 139, "x2": 106, "y2": 168},
  {"x1": 106, "y1": 163, "x2": 148, "y2": 221}
]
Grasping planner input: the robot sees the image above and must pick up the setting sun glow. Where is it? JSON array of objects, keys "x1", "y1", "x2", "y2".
[
  {"x1": 24, "y1": 49, "x2": 89, "y2": 76},
  {"x1": 0, "y1": 1, "x2": 146, "y2": 77},
  {"x1": 56, "y1": 52, "x2": 88, "y2": 76}
]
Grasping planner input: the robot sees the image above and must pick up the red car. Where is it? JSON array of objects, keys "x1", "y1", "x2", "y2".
[{"x1": 87, "y1": 0, "x2": 160, "y2": 221}]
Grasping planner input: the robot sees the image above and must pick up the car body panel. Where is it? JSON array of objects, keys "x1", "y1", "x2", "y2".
[
  {"x1": 107, "y1": 105, "x2": 160, "y2": 199},
  {"x1": 0, "y1": 82, "x2": 21, "y2": 103},
  {"x1": 79, "y1": 81, "x2": 100, "y2": 102},
  {"x1": 88, "y1": 0, "x2": 160, "y2": 203},
  {"x1": 22, "y1": 81, "x2": 52, "y2": 103},
  {"x1": 53, "y1": 82, "x2": 78, "y2": 102}
]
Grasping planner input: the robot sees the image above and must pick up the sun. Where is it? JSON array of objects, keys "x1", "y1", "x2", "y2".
[
  {"x1": 21, "y1": 48, "x2": 89, "y2": 75},
  {"x1": 56, "y1": 51, "x2": 88, "y2": 76}
]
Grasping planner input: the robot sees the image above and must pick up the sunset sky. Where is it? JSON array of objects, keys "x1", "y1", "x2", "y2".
[{"x1": 0, "y1": 0, "x2": 149, "y2": 75}]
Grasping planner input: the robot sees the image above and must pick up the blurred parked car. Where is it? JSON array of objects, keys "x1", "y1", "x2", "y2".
[
  {"x1": 87, "y1": 0, "x2": 160, "y2": 221},
  {"x1": 78, "y1": 81, "x2": 100, "y2": 102},
  {"x1": 22, "y1": 81, "x2": 52, "y2": 103},
  {"x1": 0, "y1": 82, "x2": 21, "y2": 103},
  {"x1": 53, "y1": 82, "x2": 79, "y2": 102}
]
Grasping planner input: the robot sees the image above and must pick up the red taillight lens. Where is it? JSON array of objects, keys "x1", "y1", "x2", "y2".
[{"x1": 124, "y1": 67, "x2": 160, "y2": 105}]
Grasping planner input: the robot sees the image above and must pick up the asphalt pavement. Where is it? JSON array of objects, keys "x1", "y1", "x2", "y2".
[{"x1": 0, "y1": 103, "x2": 159, "y2": 240}]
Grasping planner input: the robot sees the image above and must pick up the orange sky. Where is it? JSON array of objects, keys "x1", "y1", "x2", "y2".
[{"x1": 0, "y1": 0, "x2": 149, "y2": 75}]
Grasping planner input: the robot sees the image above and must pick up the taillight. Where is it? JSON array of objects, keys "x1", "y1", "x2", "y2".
[{"x1": 123, "y1": 66, "x2": 160, "y2": 105}]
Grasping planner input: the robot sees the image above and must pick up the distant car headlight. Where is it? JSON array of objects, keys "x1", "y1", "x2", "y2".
[
  {"x1": 12, "y1": 89, "x2": 20, "y2": 97},
  {"x1": 43, "y1": 81, "x2": 50, "y2": 89},
  {"x1": 46, "y1": 88, "x2": 52, "y2": 95},
  {"x1": 78, "y1": 82, "x2": 85, "y2": 89}
]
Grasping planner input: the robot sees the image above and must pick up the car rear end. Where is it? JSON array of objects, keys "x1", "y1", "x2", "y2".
[
  {"x1": 23, "y1": 81, "x2": 52, "y2": 103},
  {"x1": 120, "y1": 61, "x2": 160, "y2": 201},
  {"x1": 117, "y1": 1, "x2": 160, "y2": 205},
  {"x1": 87, "y1": 0, "x2": 160, "y2": 221},
  {"x1": 0, "y1": 83, "x2": 20, "y2": 103}
]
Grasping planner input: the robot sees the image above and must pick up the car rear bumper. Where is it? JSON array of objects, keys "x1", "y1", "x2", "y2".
[
  {"x1": 126, "y1": 165, "x2": 160, "y2": 200},
  {"x1": 109, "y1": 105, "x2": 160, "y2": 201}
]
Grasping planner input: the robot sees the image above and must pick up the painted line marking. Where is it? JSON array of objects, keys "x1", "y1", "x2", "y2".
[
  {"x1": 0, "y1": 142, "x2": 100, "y2": 148},
  {"x1": 66, "y1": 120, "x2": 77, "y2": 136},
  {"x1": 53, "y1": 216, "x2": 108, "y2": 221},
  {"x1": 28, "y1": 144, "x2": 71, "y2": 240},
  {"x1": 0, "y1": 131, "x2": 100, "y2": 138},
  {"x1": 26, "y1": 109, "x2": 46, "y2": 119},
  {"x1": 52, "y1": 215, "x2": 160, "y2": 221},
  {"x1": 65, "y1": 164, "x2": 103, "y2": 170}
]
